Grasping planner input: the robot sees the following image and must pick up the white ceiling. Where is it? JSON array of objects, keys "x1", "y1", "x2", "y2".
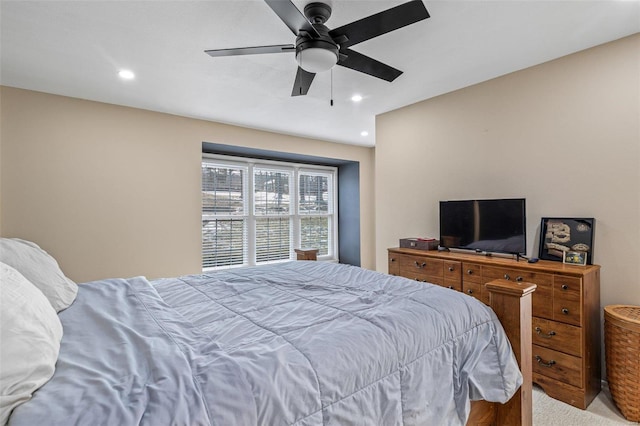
[{"x1": 1, "y1": 1, "x2": 638, "y2": 147}]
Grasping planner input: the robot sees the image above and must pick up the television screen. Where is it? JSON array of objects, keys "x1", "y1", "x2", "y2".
[{"x1": 439, "y1": 198, "x2": 526, "y2": 255}]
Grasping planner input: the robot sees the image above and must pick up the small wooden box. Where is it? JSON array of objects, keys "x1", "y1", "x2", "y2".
[
  {"x1": 295, "y1": 248, "x2": 319, "y2": 261},
  {"x1": 399, "y1": 238, "x2": 439, "y2": 250}
]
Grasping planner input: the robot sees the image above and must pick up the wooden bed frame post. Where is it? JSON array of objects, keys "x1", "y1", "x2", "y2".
[
  {"x1": 469, "y1": 279, "x2": 536, "y2": 425},
  {"x1": 486, "y1": 278, "x2": 536, "y2": 426}
]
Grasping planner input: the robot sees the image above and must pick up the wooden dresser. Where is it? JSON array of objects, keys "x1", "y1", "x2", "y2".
[{"x1": 388, "y1": 247, "x2": 601, "y2": 409}]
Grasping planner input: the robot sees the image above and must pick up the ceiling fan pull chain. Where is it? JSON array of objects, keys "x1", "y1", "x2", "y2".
[{"x1": 330, "y1": 68, "x2": 334, "y2": 106}]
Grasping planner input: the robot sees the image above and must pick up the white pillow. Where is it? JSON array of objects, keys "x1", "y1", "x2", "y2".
[
  {"x1": 0, "y1": 262, "x2": 63, "y2": 425},
  {"x1": 0, "y1": 238, "x2": 77, "y2": 312}
]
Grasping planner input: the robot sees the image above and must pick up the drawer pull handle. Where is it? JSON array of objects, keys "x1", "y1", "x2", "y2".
[
  {"x1": 467, "y1": 289, "x2": 474, "y2": 294},
  {"x1": 390, "y1": 258, "x2": 396, "y2": 262},
  {"x1": 535, "y1": 327, "x2": 556, "y2": 339},
  {"x1": 535, "y1": 355, "x2": 556, "y2": 368},
  {"x1": 467, "y1": 269, "x2": 474, "y2": 275},
  {"x1": 561, "y1": 284, "x2": 568, "y2": 290},
  {"x1": 414, "y1": 261, "x2": 426, "y2": 268},
  {"x1": 561, "y1": 308, "x2": 569, "y2": 315},
  {"x1": 516, "y1": 276, "x2": 523, "y2": 282},
  {"x1": 503, "y1": 274, "x2": 510, "y2": 280},
  {"x1": 448, "y1": 266, "x2": 454, "y2": 272}
]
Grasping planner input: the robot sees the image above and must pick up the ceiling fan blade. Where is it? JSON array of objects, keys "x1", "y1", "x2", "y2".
[
  {"x1": 205, "y1": 44, "x2": 295, "y2": 57},
  {"x1": 337, "y1": 48, "x2": 402, "y2": 82},
  {"x1": 329, "y1": 0, "x2": 429, "y2": 49},
  {"x1": 291, "y1": 67, "x2": 315, "y2": 96},
  {"x1": 264, "y1": 0, "x2": 320, "y2": 38}
]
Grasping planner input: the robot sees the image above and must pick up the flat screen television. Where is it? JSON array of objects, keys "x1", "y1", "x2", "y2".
[{"x1": 439, "y1": 198, "x2": 526, "y2": 255}]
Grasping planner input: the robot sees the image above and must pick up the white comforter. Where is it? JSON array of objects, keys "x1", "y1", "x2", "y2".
[{"x1": 10, "y1": 261, "x2": 521, "y2": 426}]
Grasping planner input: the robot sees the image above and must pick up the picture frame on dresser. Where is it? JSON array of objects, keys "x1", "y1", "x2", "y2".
[
  {"x1": 538, "y1": 217, "x2": 595, "y2": 264},
  {"x1": 563, "y1": 250, "x2": 587, "y2": 266}
]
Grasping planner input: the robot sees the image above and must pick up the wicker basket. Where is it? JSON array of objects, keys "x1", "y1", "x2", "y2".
[{"x1": 604, "y1": 305, "x2": 640, "y2": 422}]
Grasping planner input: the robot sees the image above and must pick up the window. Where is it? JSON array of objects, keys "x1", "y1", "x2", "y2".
[
  {"x1": 298, "y1": 172, "x2": 331, "y2": 256},
  {"x1": 201, "y1": 163, "x2": 247, "y2": 268},
  {"x1": 202, "y1": 155, "x2": 337, "y2": 270}
]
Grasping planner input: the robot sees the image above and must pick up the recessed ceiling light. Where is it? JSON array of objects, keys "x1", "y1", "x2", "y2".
[
  {"x1": 118, "y1": 69, "x2": 135, "y2": 80},
  {"x1": 351, "y1": 94, "x2": 363, "y2": 102},
  {"x1": 360, "y1": 131, "x2": 369, "y2": 137}
]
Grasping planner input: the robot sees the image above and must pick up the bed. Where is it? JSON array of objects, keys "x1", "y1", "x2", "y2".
[{"x1": 0, "y1": 238, "x2": 534, "y2": 426}]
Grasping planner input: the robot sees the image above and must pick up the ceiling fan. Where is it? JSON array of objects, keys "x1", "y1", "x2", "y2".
[{"x1": 205, "y1": 0, "x2": 430, "y2": 96}]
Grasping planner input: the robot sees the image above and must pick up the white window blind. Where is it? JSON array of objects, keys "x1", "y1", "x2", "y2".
[
  {"x1": 298, "y1": 172, "x2": 332, "y2": 256},
  {"x1": 201, "y1": 162, "x2": 248, "y2": 269},
  {"x1": 255, "y1": 217, "x2": 291, "y2": 263},
  {"x1": 254, "y1": 167, "x2": 292, "y2": 263},
  {"x1": 202, "y1": 156, "x2": 337, "y2": 270}
]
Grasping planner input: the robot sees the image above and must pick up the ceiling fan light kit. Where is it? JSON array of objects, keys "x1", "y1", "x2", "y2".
[
  {"x1": 205, "y1": 0, "x2": 430, "y2": 96},
  {"x1": 295, "y1": 2, "x2": 338, "y2": 73},
  {"x1": 296, "y1": 46, "x2": 338, "y2": 73}
]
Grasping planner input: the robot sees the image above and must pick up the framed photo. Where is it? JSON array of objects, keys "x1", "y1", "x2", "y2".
[
  {"x1": 538, "y1": 218, "x2": 595, "y2": 264},
  {"x1": 563, "y1": 250, "x2": 587, "y2": 266}
]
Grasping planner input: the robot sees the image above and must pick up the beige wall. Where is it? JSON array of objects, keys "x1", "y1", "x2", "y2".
[
  {"x1": 376, "y1": 34, "x2": 640, "y2": 311},
  {"x1": 0, "y1": 87, "x2": 375, "y2": 282}
]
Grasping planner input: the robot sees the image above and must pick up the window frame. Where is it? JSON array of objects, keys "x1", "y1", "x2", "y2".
[{"x1": 202, "y1": 154, "x2": 338, "y2": 270}]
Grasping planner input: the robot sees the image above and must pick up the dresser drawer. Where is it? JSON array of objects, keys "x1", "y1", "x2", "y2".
[
  {"x1": 532, "y1": 317, "x2": 582, "y2": 357},
  {"x1": 444, "y1": 261, "x2": 462, "y2": 282},
  {"x1": 462, "y1": 263, "x2": 482, "y2": 283},
  {"x1": 388, "y1": 253, "x2": 400, "y2": 276},
  {"x1": 554, "y1": 275, "x2": 582, "y2": 294},
  {"x1": 553, "y1": 298, "x2": 582, "y2": 326},
  {"x1": 482, "y1": 266, "x2": 553, "y2": 286},
  {"x1": 483, "y1": 266, "x2": 554, "y2": 319},
  {"x1": 531, "y1": 281, "x2": 554, "y2": 321},
  {"x1": 533, "y1": 345, "x2": 583, "y2": 388},
  {"x1": 462, "y1": 282, "x2": 482, "y2": 300},
  {"x1": 399, "y1": 255, "x2": 443, "y2": 277},
  {"x1": 443, "y1": 278, "x2": 462, "y2": 292},
  {"x1": 403, "y1": 273, "x2": 444, "y2": 286},
  {"x1": 553, "y1": 275, "x2": 582, "y2": 325}
]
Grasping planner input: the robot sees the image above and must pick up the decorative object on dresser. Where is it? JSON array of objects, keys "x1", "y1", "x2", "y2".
[
  {"x1": 538, "y1": 218, "x2": 595, "y2": 264},
  {"x1": 399, "y1": 237, "x2": 439, "y2": 250},
  {"x1": 388, "y1": 247, "x2": 602, "y2": 410},
  {"x1": 563, "y1": 250, "x2": 587, "y2": 266}
]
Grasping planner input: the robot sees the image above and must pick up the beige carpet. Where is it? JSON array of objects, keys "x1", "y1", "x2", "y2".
[{"x1": 533, "y1": 383, "x2": 637, "y2": 425}]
